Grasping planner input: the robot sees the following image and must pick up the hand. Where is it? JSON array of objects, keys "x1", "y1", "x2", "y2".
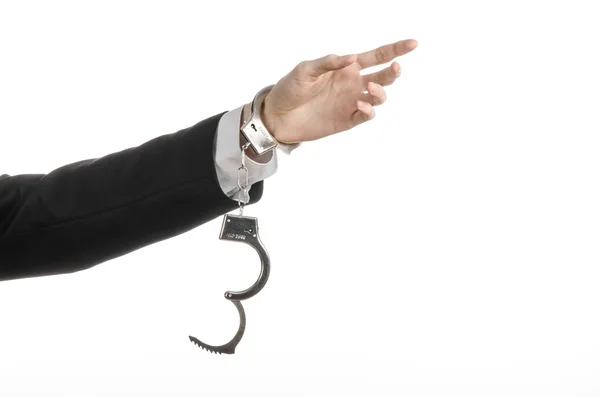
[{"x1": 260, "y1": 39, "x2": 418, "y2": 144}]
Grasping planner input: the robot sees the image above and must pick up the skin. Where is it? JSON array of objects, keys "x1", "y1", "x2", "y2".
[{"x1": 241, "y1": 38, "x2": 418, "y2": 161}]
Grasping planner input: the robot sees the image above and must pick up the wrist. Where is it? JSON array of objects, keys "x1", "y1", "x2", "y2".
[
  {"x1": 261, "y1": 93, "x2": 300, "y2": 146},
  {"x1": 260, "y1": 94, "x2": 280, "y2": 140}
]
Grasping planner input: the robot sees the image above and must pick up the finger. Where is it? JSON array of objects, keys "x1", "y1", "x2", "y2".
[
  {"x1": 300, "y1": 53, "x2": 357, "y2": 79},
  {"x1": 352, "y1": 100, "x2": 375, "y2": 126},
  {"x1": 360, "y1": 82, "x2": 387, "y2": 106},
  {"x1": 356, "y1": 39, "x2": 417, "y2": 71},
  {"x1": 362, "y1": 61, "x2": 401, "y2": 87}
]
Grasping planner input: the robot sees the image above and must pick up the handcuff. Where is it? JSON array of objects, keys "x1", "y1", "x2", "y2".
[
  {"x1": 239, "y1": 84, "x2": 300, "y2": 155},
  {"x1": 188, "y1": 85, "x2": 297, "y2": 354}
]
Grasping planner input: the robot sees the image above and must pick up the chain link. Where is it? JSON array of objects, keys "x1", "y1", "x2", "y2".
[{"x1": 237, "y1": 141, "x2": 252, "y2": 215}]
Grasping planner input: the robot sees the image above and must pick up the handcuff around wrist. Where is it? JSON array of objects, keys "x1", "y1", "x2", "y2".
[{"x1": 241, "y1": 84, "x2": 300, "y2": 155}]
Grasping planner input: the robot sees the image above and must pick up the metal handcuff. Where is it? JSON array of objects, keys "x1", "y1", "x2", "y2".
[{"x1": 188, "y1": 85, "x2": 297, "y2": 354}]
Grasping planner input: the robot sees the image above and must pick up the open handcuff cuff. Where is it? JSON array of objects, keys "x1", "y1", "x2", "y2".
[{"x1": 189, "y1": 85, "x2": 298, "y2": 354}]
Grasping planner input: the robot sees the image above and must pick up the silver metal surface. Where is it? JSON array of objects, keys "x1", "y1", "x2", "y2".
[
  {"x1": 219, "y1": 214, "x2": 270, "y2": 301},
  {"x1": 237, "y1": 141, "x2": 251, "y2": 214},
  {"x1": 189, "y1": 301, "x2": 246, "y2": 355},
  {"x1": 240, "y1": 84, "x2": 278, "y2": 156}
]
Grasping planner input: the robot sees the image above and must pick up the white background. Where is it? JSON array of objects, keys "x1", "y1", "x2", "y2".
[{"x1": 1, "y1": 1, "x2": 599, "y2": 396}]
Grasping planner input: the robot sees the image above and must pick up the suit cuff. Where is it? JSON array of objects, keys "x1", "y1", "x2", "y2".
[{"x1": 214, "y1": 105, "x2": 278, "y2": 202}]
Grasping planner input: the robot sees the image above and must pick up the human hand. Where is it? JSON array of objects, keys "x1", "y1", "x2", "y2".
[{"x1": 260, "y1": 39, "x2": 418, "y2": 144}]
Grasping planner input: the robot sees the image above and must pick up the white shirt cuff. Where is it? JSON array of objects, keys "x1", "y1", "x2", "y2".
[{"x1": 214, "y1": 106, "x2": 278, "y2": 202}]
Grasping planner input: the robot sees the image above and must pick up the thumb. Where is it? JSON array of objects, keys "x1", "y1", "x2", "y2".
[{"x1": 303, "y1": 53, "x2": 357, "y2": 79}]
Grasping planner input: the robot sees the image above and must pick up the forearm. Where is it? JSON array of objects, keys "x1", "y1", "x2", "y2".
[
  {"x1": 0, "y1": 90, "x2": 284, "y2": 282},
  {"x1": 0, "y1": 112, "x2": 263, "y2": 282}
]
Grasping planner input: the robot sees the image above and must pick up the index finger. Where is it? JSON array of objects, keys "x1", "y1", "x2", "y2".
[{"x1": 356, "y1": 39, "x2": 418, "y2": 71}]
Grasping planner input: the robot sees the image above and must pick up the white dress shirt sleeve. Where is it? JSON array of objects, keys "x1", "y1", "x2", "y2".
[{"x1": 214, "y1": 105, "x2": 297, "y2": 202}]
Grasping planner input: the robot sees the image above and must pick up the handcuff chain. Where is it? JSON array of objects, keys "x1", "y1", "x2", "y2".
[{"x1": 237, "y1": 141, "x2": 251, "y2": 216}]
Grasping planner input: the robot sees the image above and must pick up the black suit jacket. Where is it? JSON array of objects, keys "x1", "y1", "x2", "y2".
[{"x1": 0, "y1": 112, "x2": 263, "y2": 282}]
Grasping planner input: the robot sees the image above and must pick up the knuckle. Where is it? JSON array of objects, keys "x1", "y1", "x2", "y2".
[
  {"x1": 375, "y1": 48, "x2": 386, "y2": 64},
  {"x1": 325, "y1": 53, "x2": 337, "y2": 64},
  {"x1": 295, "y1": 61, "x2": 309, "y2": 74}
]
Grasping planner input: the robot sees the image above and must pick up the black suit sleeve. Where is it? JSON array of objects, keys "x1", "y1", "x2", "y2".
[{"x1": 0, "y1": 111, "x2": 263, "y2": 282}]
